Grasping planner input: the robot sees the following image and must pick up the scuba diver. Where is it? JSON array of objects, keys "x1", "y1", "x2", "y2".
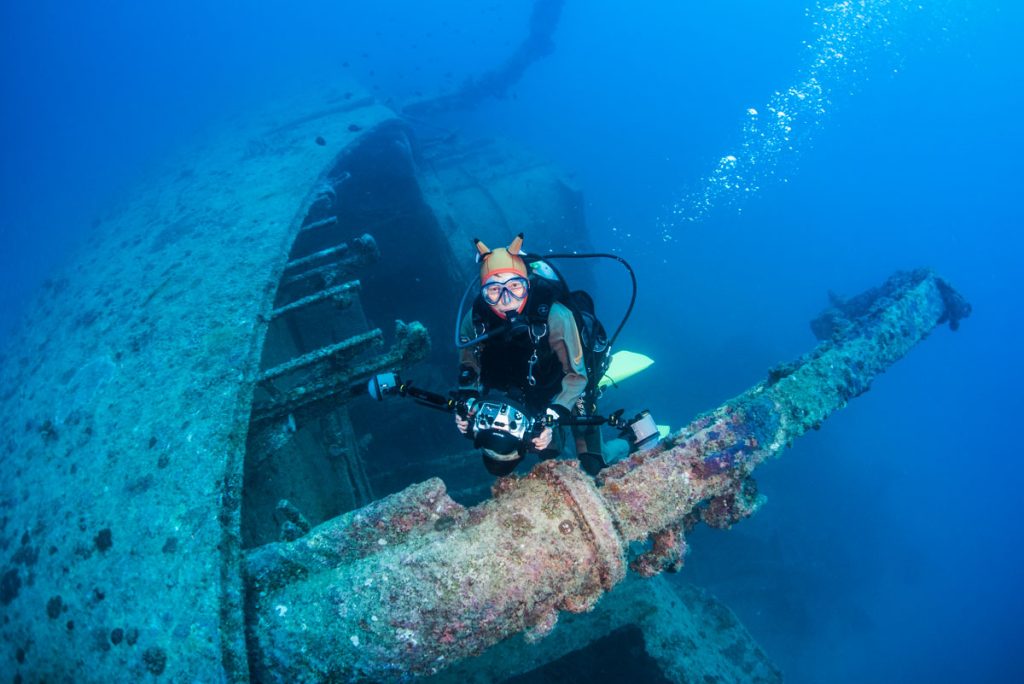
[
  {"x1": 455, "y1": 234, "x2": 606, "y2": 477},
  {"x1": 366, "y1": 232, "x2": 654, "y2": 476}
]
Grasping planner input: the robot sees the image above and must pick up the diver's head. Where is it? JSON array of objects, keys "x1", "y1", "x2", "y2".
[{"x1": 474, "y1": 233, "x2": 529, "y2": 317}]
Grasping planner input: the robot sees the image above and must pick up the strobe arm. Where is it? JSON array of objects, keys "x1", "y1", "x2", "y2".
[
  {"x1": 367, "y1": 372, "x2": 469, "y2": 415},
  {"x1": 368, "y1": 373, "x2": 659, "y2": 449},
  {"x1": 540, "y1": 408, "x2": 661, "y2": 452}
]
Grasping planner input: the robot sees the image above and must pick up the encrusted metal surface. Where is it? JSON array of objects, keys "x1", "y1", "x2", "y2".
[
  {"x1": 245, "y1": 269, "x2": 968, "y2": 682},
  {"x1": 426, "y1": 575, "x2": 781, "y2": 684},
  {"x1": 247, "y1": 460, "x2": 625, "y2": 682},
  {"x1": 0, "y1": 62, "x2": 969, "y2": 682},
  {"x1": 0, "y1": 83, "x2": 400, "y2": 681},
  {"x1": 0, "y1": 78, "x2": 599, "y2": 680},
  {"x1": 599, "y1": 269, "x2": 972, "y2": 543}
]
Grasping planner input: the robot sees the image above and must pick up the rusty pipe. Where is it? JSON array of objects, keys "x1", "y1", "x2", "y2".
[
  {"x1": 245, "y1": 269, "x2": 969, "y2": 682},
  {"x1": 246, "y1": 463, "x2": 624, "y2": 682}
]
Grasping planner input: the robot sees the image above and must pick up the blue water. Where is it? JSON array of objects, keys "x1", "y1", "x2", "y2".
[{"x1": 2, "y1": 1, "x2": 1021, "y2": 682}]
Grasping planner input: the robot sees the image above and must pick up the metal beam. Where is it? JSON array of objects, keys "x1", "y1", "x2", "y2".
[
  {"x1": 280, "y1": 237, "x2": 380, "y2": 289},
  {"x1": 250, "y1": 321, "x2": 431, "y2": 423},
  {"x1": 297, "y1": 215, "x2": 338, "y2": 234},
  {"x1": 256, "y1": 329, "x2": 383, "y2": 384},
  {"x1": 269, "y1": 280, "x2": 360, "y2": 320}
]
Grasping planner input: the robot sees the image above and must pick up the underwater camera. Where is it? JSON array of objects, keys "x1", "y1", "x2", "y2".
[
  {"x1": 367, "y1": 372, "x2": 539, "y2": 459},
  {"x1": 366, "y1": 372, "x2": 662, "y2": 459},
  {"x1": 468, "y1": 396, "x2": 538, "y2": 461}
]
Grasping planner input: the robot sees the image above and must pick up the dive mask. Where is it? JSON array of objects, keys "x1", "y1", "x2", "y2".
[{"x1": 481, "y1": 276, "x2": 529, "y2": 305}]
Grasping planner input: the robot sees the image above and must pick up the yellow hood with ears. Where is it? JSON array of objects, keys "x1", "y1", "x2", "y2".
[{"x1": 474, "y1": 233, "x2": 527, "y2": 283}]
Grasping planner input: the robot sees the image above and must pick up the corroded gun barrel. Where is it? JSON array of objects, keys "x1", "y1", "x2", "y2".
[{"x1": 245, "y1": 269, "x2": 969, "y2": 682}]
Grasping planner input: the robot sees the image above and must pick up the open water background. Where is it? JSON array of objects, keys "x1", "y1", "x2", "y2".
[{"x1": 2, "y1": 2, "x2": 1021, "y2": 682}]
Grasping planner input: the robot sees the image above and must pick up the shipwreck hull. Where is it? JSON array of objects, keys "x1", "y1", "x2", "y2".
[{"x1": 0, "y1": 84, "x2": 590, "y2": 681}]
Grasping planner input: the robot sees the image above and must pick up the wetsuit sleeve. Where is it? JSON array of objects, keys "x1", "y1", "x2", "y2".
[
  {"x1": 547, "y1": 302, "x2": 588, "y2": 410},
  {"x1": 458, "y1": 310, "x2": 482, "y2": 394}
]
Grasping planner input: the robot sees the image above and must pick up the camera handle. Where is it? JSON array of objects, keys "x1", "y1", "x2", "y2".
[{"x1": 367, "y1": 372, "x2": 471, "y2": 415}]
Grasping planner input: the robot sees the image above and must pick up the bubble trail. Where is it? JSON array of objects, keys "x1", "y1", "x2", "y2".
[{"x1": 658, "y1": 0, "x2": 921, "y2": 239}]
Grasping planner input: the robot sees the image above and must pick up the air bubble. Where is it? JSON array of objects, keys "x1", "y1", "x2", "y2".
[{"x1": 658, "y1": 0, "x2": 918, "y2": 233}]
